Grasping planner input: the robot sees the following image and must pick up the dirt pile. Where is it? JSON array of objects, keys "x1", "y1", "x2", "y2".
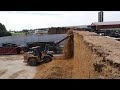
[
  {"x1": 52, "y1": 30, "x2": 74, "y2": 60},
  {"x1": 34, "y1": 58, "x2": 74, "y2": 79},
  {"x1": 63, "y1": 31, "x2": 74, "y2": 59},
  {"x1": 72, "y1": 30, "x2": 120, "y2": 79},
  {"x1": 72, "y1": 31, "x2": 94, "y2": 79},
  {"x1": 34, "y1": 30, "x2": 100, "y2": 79},
  {"x1": 34, "y1": 31, "x2": 75, "y2": 79}
]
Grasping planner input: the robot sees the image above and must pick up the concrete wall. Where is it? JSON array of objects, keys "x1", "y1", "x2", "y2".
[{"x1": 0, "y1": 34, "x2": 66, "y2": 46}]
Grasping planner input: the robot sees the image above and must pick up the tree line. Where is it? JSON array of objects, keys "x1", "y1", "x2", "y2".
[{"x1": 0, "y1": 22, "x2": 12, "y2": 37}]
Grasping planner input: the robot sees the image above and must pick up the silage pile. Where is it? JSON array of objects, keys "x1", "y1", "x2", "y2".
[
  {"x1": 63, "y1": 30, "x2": 74, "y2": 59},
  {"x1": 52, "y1": 30, "x2": 74, "y2": 60}
]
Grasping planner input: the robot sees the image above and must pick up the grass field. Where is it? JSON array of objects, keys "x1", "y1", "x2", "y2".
[{"x1": 11, "y1": 32, "x2": 25, "y2": 36}]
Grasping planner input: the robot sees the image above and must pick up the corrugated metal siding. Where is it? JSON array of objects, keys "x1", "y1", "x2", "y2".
[
  {"x1": 0, "y1": 34, "x2": 66, "y2": 46},
  {"x1": 97, "y1": 24, "x2": 120, "y2": 30},
  {"x1": 0, "y1": 47, "x2": 21, "y2": 55}
]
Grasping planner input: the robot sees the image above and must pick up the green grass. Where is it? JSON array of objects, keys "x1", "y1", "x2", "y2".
[{"x1": 11, "y1": 32, "x2": 25, "y2": 36}]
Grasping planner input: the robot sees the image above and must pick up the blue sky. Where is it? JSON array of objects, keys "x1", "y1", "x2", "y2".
[{"x1": 0, "y1": 11, "x2": 120, "y2": 31}]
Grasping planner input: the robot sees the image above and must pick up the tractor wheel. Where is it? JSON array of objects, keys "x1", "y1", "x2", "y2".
[
  {"x1": 43, "y1": 55, "x2": 52, "y2": 63},
  {"x1": 28, "y1": 58, "x2": 37, "y2": 66}
]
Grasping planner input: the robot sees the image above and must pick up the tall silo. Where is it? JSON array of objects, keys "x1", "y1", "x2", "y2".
[{"x1": 98, "y1": 11, "x2": 103, "y2": 22}]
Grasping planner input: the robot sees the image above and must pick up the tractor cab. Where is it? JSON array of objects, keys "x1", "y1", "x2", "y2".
[{"x1": 23, "y1": 46, "x2": 53, "y2": 66}]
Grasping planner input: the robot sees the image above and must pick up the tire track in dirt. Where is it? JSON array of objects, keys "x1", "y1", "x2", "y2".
[
  {"x1": 8, "y1": 70, "x2": 26, "y2": 79},
  {"x1": 0, "y1": 69, "x2": 8, "y2": 77}
]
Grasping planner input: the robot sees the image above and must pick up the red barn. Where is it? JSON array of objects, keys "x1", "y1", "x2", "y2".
[{"x1": 91, "y1": 21, "x2": 120, "y2": 31}]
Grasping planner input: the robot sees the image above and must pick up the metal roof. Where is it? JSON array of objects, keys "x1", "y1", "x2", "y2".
[
  {"x1": 91, "y1": 21, "x2": 120, "y2": 26},
  {"x1": 66, "y1": 25, "x2": 89, "y2": 28}
]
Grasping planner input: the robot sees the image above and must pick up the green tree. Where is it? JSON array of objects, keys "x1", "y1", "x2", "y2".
[{"x1": 0, "y1": 22, "x2": 12, "y2": 37}]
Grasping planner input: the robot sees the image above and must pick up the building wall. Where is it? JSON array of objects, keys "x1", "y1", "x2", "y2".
[{"x1": 96, "y1": 24, "x2": 120, "y2": 30}]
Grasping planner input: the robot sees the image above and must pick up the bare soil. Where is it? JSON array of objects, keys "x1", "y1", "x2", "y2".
[
  {"x1": 0, "y1": 54, "x2": 36, "y2": 79},
  {"x1": 0, "y1": 54, "x2": 74, "y2": 79},
  {"x1": 34, "y1": 58, "x2": 74, "y2": 79}
]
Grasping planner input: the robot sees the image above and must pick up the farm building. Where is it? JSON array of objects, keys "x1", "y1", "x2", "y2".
[
  {"x1": 34, "y1": 28, "x2": 49, "y2": 34},
  {"x1": 90, "y1": 21, "x2": 120, "y2": 31}
]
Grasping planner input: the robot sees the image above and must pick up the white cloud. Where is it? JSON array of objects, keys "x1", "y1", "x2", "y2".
[{"x1": 0, "y1": 11, "x2": 120, "y2": 31}]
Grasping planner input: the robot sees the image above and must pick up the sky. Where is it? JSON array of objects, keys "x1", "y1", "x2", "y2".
[{"x1": 0, "y1": 11, "x2": 120, "y2": 31}]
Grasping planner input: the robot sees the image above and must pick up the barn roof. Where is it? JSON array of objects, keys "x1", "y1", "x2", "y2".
[
  {"x1": 91, "y1": 21, "x2": 120, "y2": 26},
  {"x1": 66, "y1": 25, "x2": 89, "y2": 28}
]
